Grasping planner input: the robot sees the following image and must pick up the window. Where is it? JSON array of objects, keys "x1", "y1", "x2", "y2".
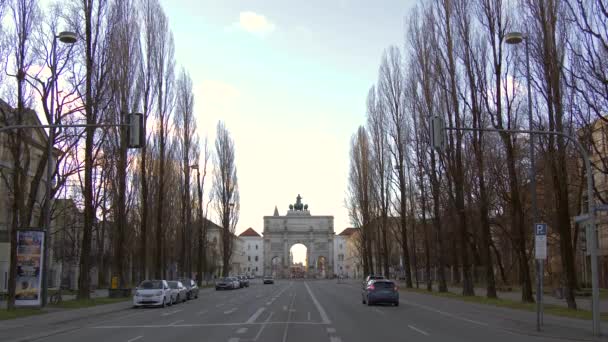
[
  {"x1": 255, "y1": 256, "x2": 258, "y2": 262},
  {"x1": 248, "y1": 267, "x2": 251, "y2": 272},
  {"x1": 255, "y1": 266, "x2": 258, "y2": 271},
  {"x1": 248, "y1": 244, "x2": 251, "y2": 250},
  {"x1": 256, "y1": 244, "x2": 258, "y2": 250},
  {"x1": 248, "y1": 256, "x2": 251, "y2": 261},
  {"x1": 339, "y1": 244, "x2": 343, "y2": 249}
]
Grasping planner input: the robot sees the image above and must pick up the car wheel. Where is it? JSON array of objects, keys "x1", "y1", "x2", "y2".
[
  {"x1": 394, "y1": 301, "x2": 399, "y2": 307},
  {"x1": 367, "y1": 298, "x2": 373, "y2": 306}
]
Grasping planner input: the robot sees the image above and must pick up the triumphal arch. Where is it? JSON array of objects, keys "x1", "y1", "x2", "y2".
[{"x1": 263, "y1": 195, "x2": 334, "y2": 278}]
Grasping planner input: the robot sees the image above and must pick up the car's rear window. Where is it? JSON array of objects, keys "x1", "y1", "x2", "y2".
[
  {"x1": 167, "y1": 281, "x2": 178, "y2": 289},
  {"x1": 373, "y1": 281, "x2": 395, "y2": 288},
  {"x1": 139, "y1": 280, "x2": 163, "y2": 289}
]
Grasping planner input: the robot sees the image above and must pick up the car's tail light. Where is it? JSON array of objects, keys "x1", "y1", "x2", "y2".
[
  {"x1": 394, "y1": 285, "x2": 399, "y2": 291},
  {"x1": 368, "y1": 284, "x2": 375, "y2": 291}
]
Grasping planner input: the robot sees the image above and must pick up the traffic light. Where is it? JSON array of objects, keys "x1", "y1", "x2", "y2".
[
  {"x1": 430, "y1": 115, "x2": 446, "y2": 152},
  {"x1": 127, "y1": 113, "x2": 144, "y2": 149}
]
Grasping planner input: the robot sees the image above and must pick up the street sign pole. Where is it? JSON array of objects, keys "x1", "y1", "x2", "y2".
[{"x1": 535, "y1": 223, "x2": 547, "y2": 331}]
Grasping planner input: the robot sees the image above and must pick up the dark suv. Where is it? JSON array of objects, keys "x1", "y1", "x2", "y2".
[{"x1": 178, "y1": 278, "x2": 199, "y2": 299}]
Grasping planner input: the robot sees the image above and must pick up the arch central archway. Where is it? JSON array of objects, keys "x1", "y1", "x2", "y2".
[{"x1": 289, "y1": 243, "x2": 308, "y2": 278}]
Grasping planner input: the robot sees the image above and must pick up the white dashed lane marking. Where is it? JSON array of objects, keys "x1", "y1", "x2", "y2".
[
  {"x1": 326, "y1": 327, "x2": 336, "y2": 333},
  {"x1": 408, "y1": 325, "x2": 430, "y2": 336},
  {"x1": 224, "y1": 308, "x2": 237, "y2": 315},
  {"x1": 161, "y1": 309, "x2": 182, "y2": 316},
  {"x1": 127, "y1": 336, "x2": 143, "y2": 342},
  {"x1": 246, "y1": 307, "x2": 266, "y2": 324}
]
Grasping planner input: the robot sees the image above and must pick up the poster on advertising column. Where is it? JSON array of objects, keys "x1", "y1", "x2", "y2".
[{"x1": 15, "y1": 230, "x2": 45, "y2": 307}]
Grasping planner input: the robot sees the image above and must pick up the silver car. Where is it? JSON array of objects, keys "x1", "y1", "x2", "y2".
[
  {"x1": 168, "y1": 281, "x2": 188, "y2": 303},
  {"x1": 133, "y1": 280, "x2": 172, "y2": 308}
]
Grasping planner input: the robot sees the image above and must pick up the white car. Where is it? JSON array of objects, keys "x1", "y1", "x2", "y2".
[
  {"x1": 133, "y1": 280, "x2": 172, "y2": 308},
  {"x1": 228, "y1": 276, "x2": 240, "y2": 289},
  {"x1": 168, "y1": 281, "x2": 188, "y2": 303}
]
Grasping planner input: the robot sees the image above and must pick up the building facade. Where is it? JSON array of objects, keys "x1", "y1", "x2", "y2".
[{"x1": 239, "y1": 227, "x2": 264, "y2": 277}]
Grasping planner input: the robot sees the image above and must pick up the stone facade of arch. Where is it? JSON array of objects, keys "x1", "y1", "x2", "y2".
[{"x1": 263, "y1": 205, "x2": 334, "y2": 279}]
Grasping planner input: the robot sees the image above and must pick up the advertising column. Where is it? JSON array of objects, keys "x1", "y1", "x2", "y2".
[{"x1": 15, "y1": 230, "x2": 45, "y2": 307}]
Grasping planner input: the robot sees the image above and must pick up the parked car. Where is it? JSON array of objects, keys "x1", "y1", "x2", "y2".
[
  {"x1": 238, "y1": 275, "x2": 249, "y2": 288},
  {"x1": 168, "y1": 281, "x2": 188, "y2": 303},
  {"x1": 263, "y1": 275, "x2": 274, "y2": 284},
  {"x1": 362, "y1": 279, "x2": 399, "y2": 306},
  {"x1": 229, "y1": 276, "x2": 241, "y2": 289},
  {"x1": 247, "y1": 274, "x2": 255, "y2": 279},
  {"x1": 133, "y1": 280, "x2": 172, "y2": 308},
  {"x1": 178, "y1": 278, "x2": 199, "y2": 299},
  {"x1": 216, "y1": 277, "x2": 238, "y2": 290}
]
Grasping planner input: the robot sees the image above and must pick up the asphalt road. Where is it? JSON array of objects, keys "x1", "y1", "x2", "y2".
[{"x1": 4, "y1": 279, "x2": 605, "y2": 342}]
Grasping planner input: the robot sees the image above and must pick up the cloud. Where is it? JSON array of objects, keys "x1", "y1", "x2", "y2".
[{"x1": 235, "y1": 11, "x2": 276, "y2": 36}]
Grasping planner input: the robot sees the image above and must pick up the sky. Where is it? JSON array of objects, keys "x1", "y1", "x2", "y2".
[{"x1": 158, "y1": 0, "x2": 417, "y2": 262}]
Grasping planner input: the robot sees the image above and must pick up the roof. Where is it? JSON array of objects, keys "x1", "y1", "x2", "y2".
[
  {"x1": 338, "y1": 227, "x2": 358, "y2": 236},
  {"x1": 239, "y1": 227, "x2": 261, "y2": 237}
]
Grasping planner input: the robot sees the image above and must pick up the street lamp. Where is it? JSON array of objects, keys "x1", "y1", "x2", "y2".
[
  {"x1": 505, "y1": 31, "x2": 541, "y2": 329},
  {"x1": 42, "y1": 30, "x2": 77, "y2": 307},
  {"x1": 191, "y1": 164, "x2": 204, "y2": 284}
]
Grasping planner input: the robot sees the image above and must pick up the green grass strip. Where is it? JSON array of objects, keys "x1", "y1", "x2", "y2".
[{"x1": 0, "y1": 308, "x2": 46, "y2": 320}]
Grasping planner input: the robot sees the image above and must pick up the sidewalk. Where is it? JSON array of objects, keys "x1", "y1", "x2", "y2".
[
  {"x1": 0, "y1": 289, "x2": 110, "y2": 309},
  {"x1": 0, "y1": 299, "x2": 133, "y2": 342}
]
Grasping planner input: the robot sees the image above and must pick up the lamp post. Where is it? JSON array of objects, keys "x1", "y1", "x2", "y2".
[
  {"x1": 42, "y1": 31, "x2": 77, "y2": 307},
  {"x1": 191, "y1": 164, "x2": 204, "y2": 285},
  {"x1": 505, "y1": 31, "x2": 542, "y2": 329}
]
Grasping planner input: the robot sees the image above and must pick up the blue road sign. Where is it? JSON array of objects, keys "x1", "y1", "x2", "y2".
[{"x1": 535, "y1": 223, "x2": 547, "y2": 236}]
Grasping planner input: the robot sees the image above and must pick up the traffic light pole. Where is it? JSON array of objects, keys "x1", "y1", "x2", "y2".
[{"x1": 433, "y1": 123, "x2": 600, "y2": 337}]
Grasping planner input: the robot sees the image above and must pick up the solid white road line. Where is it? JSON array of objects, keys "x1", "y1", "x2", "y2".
[
  {"x1": 236, "y1": 327, "x2": 248, "y2": 334},
  {"x1": 127, "y1": 336, "x2": 143, "y2": 342},
  {"x1": 372, "y1": 308, "x2": 385, "y2": 315},
  {"x1": 408, "y1": 325, "x2": 430, "y2": 336},
  {"x1": 304, "y1": 282, "x2": 331, "y2": 324},
  {"x1": 253, "y1": 312, "x2": 275, "y2": 341},
  {"x1": 224, "y1": 308, "x2": 237, "y2": 314},
  {"x1": 92, "y1": 321, "x2": 327, "y2": 329},
  {"x1": 161, "y1": 309, "x2": 182, "y2": 316},
  {"x1": 281, "y1": 293, "x2": 297, "y2": 342},
  {"x1": 246, "y1": 307, "x2": 266, "y2": 324},
  {"x1": 169, "y1": 320, "x2": 184, "y2": 326}
]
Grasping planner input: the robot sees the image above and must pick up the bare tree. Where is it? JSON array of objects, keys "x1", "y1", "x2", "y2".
[
  {"x1": 138, "y1": 0, "x2": 159, "y2": 281},
  {"x1": 105, "y1": 0, "x2": 142, "y2": 288},
  {"x1": 212, "y1": 121, "x2": 239, "y2": 277},
  {"x1": 455, "y1": 0, "x2": 497, "y2": 298},
  {"x1": 1, "y1": 0, "x2": 40, "y2": 310},
  {"x1": 406, "y1": 4, "x2": 449, "y2": 292},
  {"x1": 69, "y1": 0, "x2": 112, "y2": 300},
  {"x1": 346, "y1": 126, "x2": 375, "y2": 276},
  {"x1": 175, "y1": 68, "x2": 197, "y2": 277},
  {"x1": 152, "y1": 8, "x2": 175, "y2": 278},
  {"x1": 379, "y1": 46, "x2": 413, "y2": 287},
  {"x1": 524, "y1": 0, "x2": 577, "y2": 309}
]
